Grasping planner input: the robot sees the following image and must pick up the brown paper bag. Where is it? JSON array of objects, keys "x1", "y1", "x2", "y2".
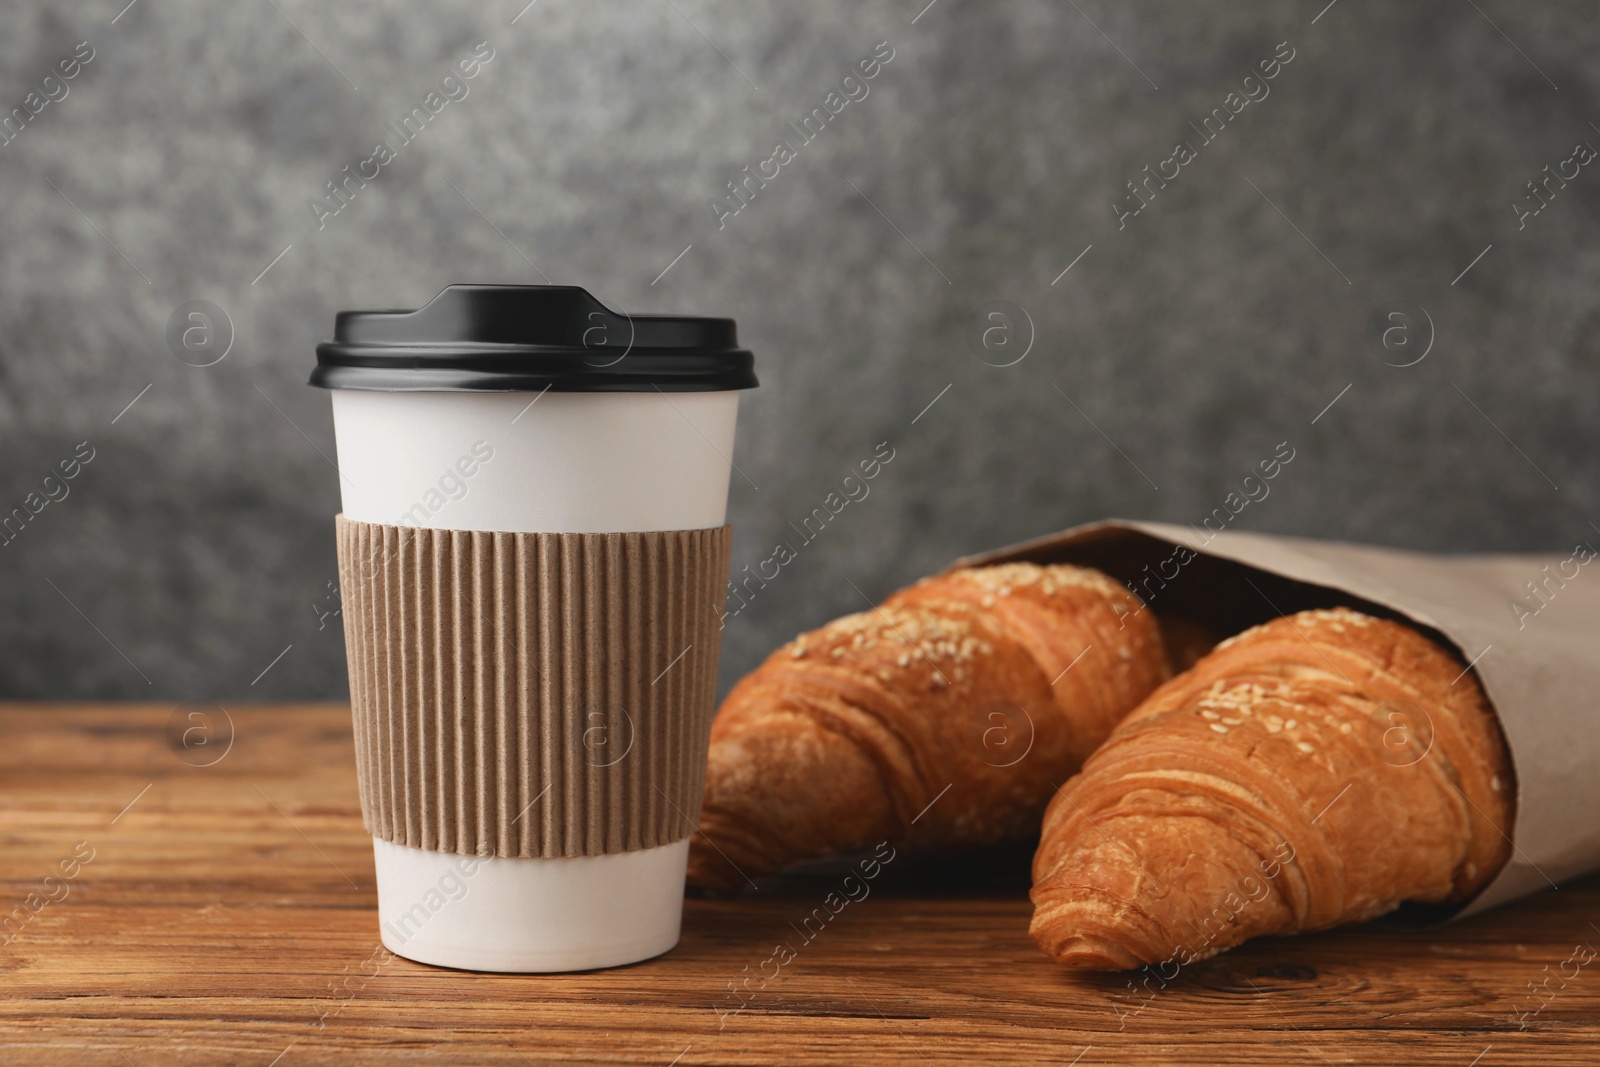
[{"x1": 955, "y1": 519, "x2": 1600, "y2": 917}]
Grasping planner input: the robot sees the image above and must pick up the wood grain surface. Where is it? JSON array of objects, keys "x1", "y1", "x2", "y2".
[{"x1": 0, "y1": 704, "x2": 1594, "y2": 1066}]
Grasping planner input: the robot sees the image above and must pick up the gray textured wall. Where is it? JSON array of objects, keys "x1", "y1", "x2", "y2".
[{"x1": 1, "y1": 1, "x2": 1594, "y2": 702}]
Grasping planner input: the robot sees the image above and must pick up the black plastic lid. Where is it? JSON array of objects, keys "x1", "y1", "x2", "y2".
[{"x1": 310, "y1": 285, "x2": 758, "y2": 392}]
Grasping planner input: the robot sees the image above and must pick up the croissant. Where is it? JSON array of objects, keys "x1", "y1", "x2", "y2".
[
  {"x1": 1030, "y1": 607, "x2": 1514, "y2": 970},
  {"x1": 686, "y1": 563, "x2": 1171, "y2": 891}
]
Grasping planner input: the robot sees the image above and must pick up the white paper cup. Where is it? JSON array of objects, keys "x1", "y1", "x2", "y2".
[
  {"x1": 330, "y1": 389, "x2": 739, "y2": 535},
  {"x1": 314, "y1": 285, "x2": 755, "y2": 972}
]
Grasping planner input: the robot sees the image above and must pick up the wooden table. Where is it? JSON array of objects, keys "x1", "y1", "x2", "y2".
[{"x1": 0, "y1": 705, "x2": 1594, "y2": 1066}]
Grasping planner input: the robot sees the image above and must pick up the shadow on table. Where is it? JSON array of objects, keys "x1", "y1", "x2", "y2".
[{"x1": 686, "y1": 837, "x2": 1040, "y2": 901}]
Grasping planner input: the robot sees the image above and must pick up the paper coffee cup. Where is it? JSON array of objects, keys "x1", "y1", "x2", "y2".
[{"x1": 311, "y1": 285, "x2": 757, "y2": 971}]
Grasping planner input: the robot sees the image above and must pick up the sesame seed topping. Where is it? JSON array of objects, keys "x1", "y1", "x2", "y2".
[{"x1": 953, "y1": 562, "x2": 1136, "y2": 603}]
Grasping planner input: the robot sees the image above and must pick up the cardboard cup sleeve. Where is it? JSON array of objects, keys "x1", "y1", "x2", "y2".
[{"x1": 334, "y1": 515, "x2": 732, "y2": 860}]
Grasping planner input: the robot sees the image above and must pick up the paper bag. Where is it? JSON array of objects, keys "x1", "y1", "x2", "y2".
[{"x1": 955, "y1": 520, "x2": 1600, "y2": 916}]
